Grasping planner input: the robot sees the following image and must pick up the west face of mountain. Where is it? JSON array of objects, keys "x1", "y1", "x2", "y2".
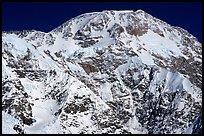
[{"x1": 2, "y1": 10, "x2": 202, "y2": 134}]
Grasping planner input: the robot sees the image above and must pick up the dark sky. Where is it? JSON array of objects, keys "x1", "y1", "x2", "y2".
[{"x1": 2, "y1": 2, "x2": 202, "y2": 42}]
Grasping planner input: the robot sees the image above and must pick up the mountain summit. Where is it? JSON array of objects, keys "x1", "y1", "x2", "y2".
[{"x1": 2, "y1": 10, "x2": 202, "y2": 134}]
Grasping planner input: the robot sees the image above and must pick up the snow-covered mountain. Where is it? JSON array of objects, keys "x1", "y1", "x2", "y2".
[{"x1": 2, "y1": 10, "x2": 202, "y2": 134}]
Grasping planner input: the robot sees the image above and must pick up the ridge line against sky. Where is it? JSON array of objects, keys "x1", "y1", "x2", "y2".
[{"x1": 2, "y1": 2, "x2": 202, "y2": 42}]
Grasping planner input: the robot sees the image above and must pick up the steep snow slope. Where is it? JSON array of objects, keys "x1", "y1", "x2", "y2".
[{"x1": 2, "y1": 10, "x2": 202, "y2": 134}]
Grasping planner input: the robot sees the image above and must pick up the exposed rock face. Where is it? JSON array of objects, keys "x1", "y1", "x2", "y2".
[
  {"x1": 79, "y1": 63, "x2": 99, "y2": 74},
  {"x1": 2, "y1": 10, "x2": 202, "y2": 134}
]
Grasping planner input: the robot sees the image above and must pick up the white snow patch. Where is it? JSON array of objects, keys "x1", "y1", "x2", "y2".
[
  {"x1": 100, "y1": 83, "x2": 113, "y2": 102},
  {"x1": 2, "y1": 111, "x2": 19, "y2": 134},
  {"x1": 24, "y1": 100, "x2": 59, "y2": 134},
  {"x1": 138, "y1": 30, "x2": 182, "y2": 58}
]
